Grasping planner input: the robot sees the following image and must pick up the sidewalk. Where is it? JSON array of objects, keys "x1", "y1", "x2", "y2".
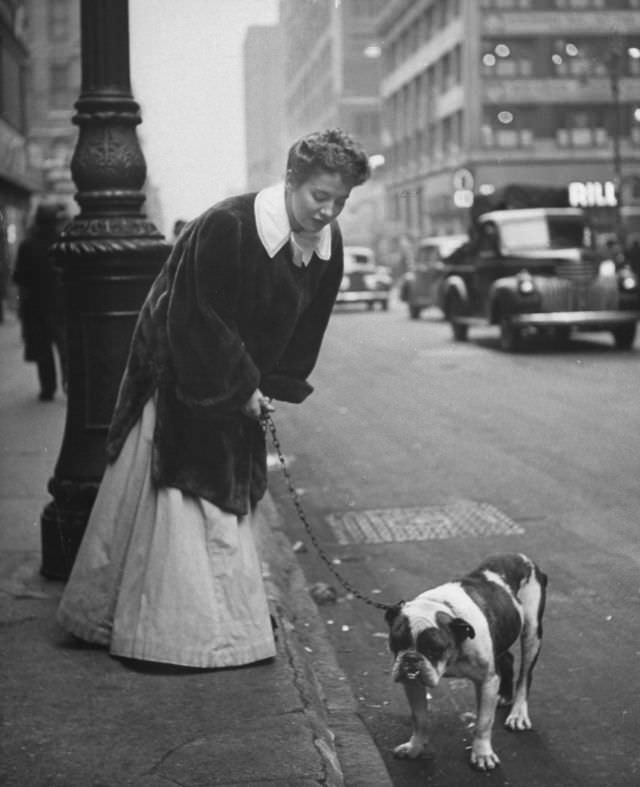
[{"x1": 0, "y1": 310, "x2": 392, "y2": 787}]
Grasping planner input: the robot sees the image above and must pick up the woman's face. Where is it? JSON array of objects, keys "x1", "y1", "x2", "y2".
[{"x1": 285, "y1": 170, "x2": 352, "y2": 233}]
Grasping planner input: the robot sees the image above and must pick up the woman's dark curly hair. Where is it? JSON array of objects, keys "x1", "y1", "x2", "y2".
[{"x1": 286, "y1": 128, "x2": 371, "y2": 189}]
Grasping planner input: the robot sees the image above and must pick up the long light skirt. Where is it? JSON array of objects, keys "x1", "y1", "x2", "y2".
[{"x1": 56, "y1": 399, "x2": 276, "y2": 668}]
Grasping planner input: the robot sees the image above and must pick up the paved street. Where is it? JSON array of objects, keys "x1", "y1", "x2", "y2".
[{"x1": 268, "y1": 296, "x2": 640, "y2": 787}]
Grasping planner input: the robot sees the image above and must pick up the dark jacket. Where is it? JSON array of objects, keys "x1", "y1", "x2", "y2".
[
  {"x1": 106, "y1": 192, "x2": 344, "y2": 515},
  {"x1": 13, "y1": 228, "x2": 61, "y2": 361}
]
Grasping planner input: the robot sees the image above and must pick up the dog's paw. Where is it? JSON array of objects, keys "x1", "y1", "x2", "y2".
[
  {"x1": 470, "y1": 743, "x2": 501, "y2": 771},
  {"x1": 393, "y1": 741, "x2": 427, "y2": 759},
  {"x1": 504, "y1": 705, "x2": 532, "y2": 731}
]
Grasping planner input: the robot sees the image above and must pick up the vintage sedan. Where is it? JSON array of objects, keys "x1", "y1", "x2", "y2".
[
  {"x1": 399, "y1": 234, "x2": 468, "y2": 319},
  {"x1": 336, "y1": 246, "x2": 392, "y2": 310},
  {"x1": 440, "y1": 208, "x2": 640, "y2": 351}
]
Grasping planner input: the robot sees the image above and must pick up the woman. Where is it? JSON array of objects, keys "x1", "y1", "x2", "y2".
[{"x1": 57, "y1": 128, "x2": 370, "y2": 668}]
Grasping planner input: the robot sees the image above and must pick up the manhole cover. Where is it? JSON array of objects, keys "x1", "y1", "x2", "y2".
[{"x1": 325, "y1": 500, "x2": 524, "y2": 544}]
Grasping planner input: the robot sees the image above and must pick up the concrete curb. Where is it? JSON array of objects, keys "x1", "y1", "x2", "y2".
[{"x1": 255, "y1": 492, "x2": 393, "y2": 787}]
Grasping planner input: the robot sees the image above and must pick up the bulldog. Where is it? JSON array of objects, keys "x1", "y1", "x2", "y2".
[{"x1": 385, "y1": 552, "x2": 547, "y2": 771}]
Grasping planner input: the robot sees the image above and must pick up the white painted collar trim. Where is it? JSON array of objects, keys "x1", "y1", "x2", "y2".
[{"x1": 255, "y1": 181, "x2": 332, "y2": 265}]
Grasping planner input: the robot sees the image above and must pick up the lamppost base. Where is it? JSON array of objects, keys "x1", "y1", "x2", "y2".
[{"x1": 40, "y1": 490, "x2": 97, "y2": 581}]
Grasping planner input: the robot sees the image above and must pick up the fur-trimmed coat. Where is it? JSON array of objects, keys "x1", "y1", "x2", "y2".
[{"x1": 106, "y1": 193, "x2": 344, "y2": 516}]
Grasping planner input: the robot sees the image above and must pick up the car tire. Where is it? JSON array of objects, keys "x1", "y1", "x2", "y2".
[
  {"x1": 612, "y1": 323, "x2": 637, "y2": 350},
  {"x1": 552, "y1": 326, "x2": 571, "y2": 344},
  {"x1": 381, "y1": 300, "x2": 389, "y2": 311},
  {"x1": 447, "y1": 294, "x2": 468, "y2": 341},
  {"x1": 499, "y1": 317, "x2": 522, "y2": 352},
  {"x1": 409, "y1": 304, "x2": 421, "y2": 319}
]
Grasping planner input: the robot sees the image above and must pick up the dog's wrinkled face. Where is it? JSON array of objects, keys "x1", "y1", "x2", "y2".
[{"x1": 385, "y1": 603, "x2": 475, "y2": 687}]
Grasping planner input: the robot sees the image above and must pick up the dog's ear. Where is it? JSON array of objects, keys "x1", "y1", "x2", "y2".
[
  {"x1": 384, "y1": 602, "x2": 405, "y2": 627},
  {"x1": 449, "y1": 617, "x2": 475, "y2": 643}
]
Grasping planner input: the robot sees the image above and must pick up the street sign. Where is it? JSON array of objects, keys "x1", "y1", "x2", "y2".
[{"x1": 452, "y1": 167, "x2": 474, "y2": 191}]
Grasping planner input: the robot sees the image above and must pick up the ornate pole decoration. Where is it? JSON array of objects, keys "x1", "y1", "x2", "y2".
[{"x1": 41, "y1": 0, "x2": 171, "y2": 579}]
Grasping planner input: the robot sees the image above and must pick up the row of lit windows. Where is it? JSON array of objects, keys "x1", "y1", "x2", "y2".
[
  {"x1": 384, "y1": 104, "x2": 640, "y2": 167},
  {"x1": 482, "y1": 36, "x2": 640, "y2": 79}
]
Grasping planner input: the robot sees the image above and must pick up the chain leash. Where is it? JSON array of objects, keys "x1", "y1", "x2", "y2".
[{"x1": 261, "y1": 413, "x2": 394, "y2": 612}]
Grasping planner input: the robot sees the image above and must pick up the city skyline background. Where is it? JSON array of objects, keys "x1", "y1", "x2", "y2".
[{"x1": 129, "y1": 0, "x2": 278, "y2": 236}]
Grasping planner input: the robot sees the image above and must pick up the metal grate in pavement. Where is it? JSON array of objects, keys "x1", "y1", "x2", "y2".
[{"x1": 325, "y1": 500, "x2": 524, "y2": 545}]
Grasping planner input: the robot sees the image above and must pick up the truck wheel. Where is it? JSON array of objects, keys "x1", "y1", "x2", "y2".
[
  {"x1": 552, "y1": 326, "x2": 571, "y2": 344},
  {"x1": 612, "y1": 323, "x2": 637, "y2": 350},
  {"x1": 499, "y1": 318, "x2": 522, "y2": 352},
  {"x1": 448, "y1": 295, "x2": 468, "y2": 341},
  {"x1": 409, "y1": 304, "x2": 421, "y2": 319}
]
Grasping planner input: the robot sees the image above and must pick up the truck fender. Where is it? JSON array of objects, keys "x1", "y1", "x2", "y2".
[{"x1": 441, "y1": 275, "x2": 469, "y2": 310}]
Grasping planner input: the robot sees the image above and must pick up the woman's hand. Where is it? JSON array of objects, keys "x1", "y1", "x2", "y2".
[{"x1": 242, "y1": 389, "x2": 275, "y2": 420}]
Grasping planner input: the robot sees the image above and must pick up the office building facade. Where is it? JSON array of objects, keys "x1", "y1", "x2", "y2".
[
  {"x1": 277, "y1": 0, "x2": 386, "y2": 246},
  {"x1": 0, "y1": 0, "x2": 40, "y2": 273},
  {"x1": 379, "y1": 0, "x2": 640, "y2": 240}
]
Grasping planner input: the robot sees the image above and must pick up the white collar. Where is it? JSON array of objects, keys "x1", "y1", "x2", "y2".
[{"x1": 254, "y1": 181, "x2": 332, "y2": 266}]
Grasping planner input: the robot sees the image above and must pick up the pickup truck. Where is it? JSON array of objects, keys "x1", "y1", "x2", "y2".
[{"x1": 439, "y1": 206, "x2": 640, "y2": 351}]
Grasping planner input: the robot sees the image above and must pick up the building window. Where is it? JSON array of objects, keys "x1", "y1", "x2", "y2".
[
  {"x1": 556, "y1": 108, "x2": 608, "y2": 147},
  {"x1": 48, "y1": 0, "x2": 70, "y2": 40},
  {"x1": 49, "y1": 63, "x2": 71, "y2": 110},
  {"x1": 482, "y1": 38, "x2": 534, "y2": 77},
  {"x1": 481, "y1": 106, "x2": 535, "y2": 148}
]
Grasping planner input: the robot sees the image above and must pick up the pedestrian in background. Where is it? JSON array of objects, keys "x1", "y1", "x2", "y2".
[
  {"x1": 57, "y1": 128, "x2": 371, "y2": 668},
  {"x1": 12, "y1": 204, "x2": 67, "y2": 401}
]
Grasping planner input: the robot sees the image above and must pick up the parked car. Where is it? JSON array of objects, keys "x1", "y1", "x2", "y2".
[
  {"x1": 336, "y1": 246, "x2": 392, "y2": 310},
  {"x1": 399, "y1": 234, "x2": 468, "y2": 319},
  {"x1": 439, "y1": 206, "x2": 640, "y2": 351}
]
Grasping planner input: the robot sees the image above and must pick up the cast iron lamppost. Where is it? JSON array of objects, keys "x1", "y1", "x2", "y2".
[{"x1": 40, "y1": 0, "x2": 171, "y2": 579}]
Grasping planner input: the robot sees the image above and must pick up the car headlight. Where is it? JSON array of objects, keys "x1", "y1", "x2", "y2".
[
  {"x1": 516, "y1": 270, "x2": 536, "y2": 294},
  {"x1": 364, "y1": 274, "x2": 379, "y2": 289},
  {"x1": 340, "y1": 275, "x2": 350, "y2": 291},
  {"x1": 619, "y1": 270, "x2": 638, "y2": 291}
]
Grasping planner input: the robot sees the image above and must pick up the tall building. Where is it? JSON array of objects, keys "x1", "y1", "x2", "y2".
[
  {"x1": 379, "y1": 0, "x2": 640, "y2": 240},
  {"x1": 0, "y1": 0, "x2": 40, "y2": 275},
  {"x1": 23, "y1": 0, "x2": 81, "y2": 217},
  {"x1": 277, "y1": 0, "x2": 387, "y2": 247},
  {"x1": 243, "y1": 24, "x2": 286, "y2": 191},
  {"x1": 279, "y1": 0, "x2": 384, "y2": 155}
]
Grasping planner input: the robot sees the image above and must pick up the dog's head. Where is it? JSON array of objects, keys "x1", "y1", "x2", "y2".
[{"x1": 384, "y1": 601, "x2": 475, "y2": 687}]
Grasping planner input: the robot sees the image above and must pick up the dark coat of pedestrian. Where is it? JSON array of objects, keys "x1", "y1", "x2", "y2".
[
  {"x1": 12, "y1": 204, "x2": 67, "y2": 401},
  {"x1": 57, "y1": 128, "x2": 371, "y2": 669}
]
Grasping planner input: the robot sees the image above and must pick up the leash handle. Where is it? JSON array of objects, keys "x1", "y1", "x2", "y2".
[{"x1": 261, "y1": 413, "x2": 393, "y2": 612}]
